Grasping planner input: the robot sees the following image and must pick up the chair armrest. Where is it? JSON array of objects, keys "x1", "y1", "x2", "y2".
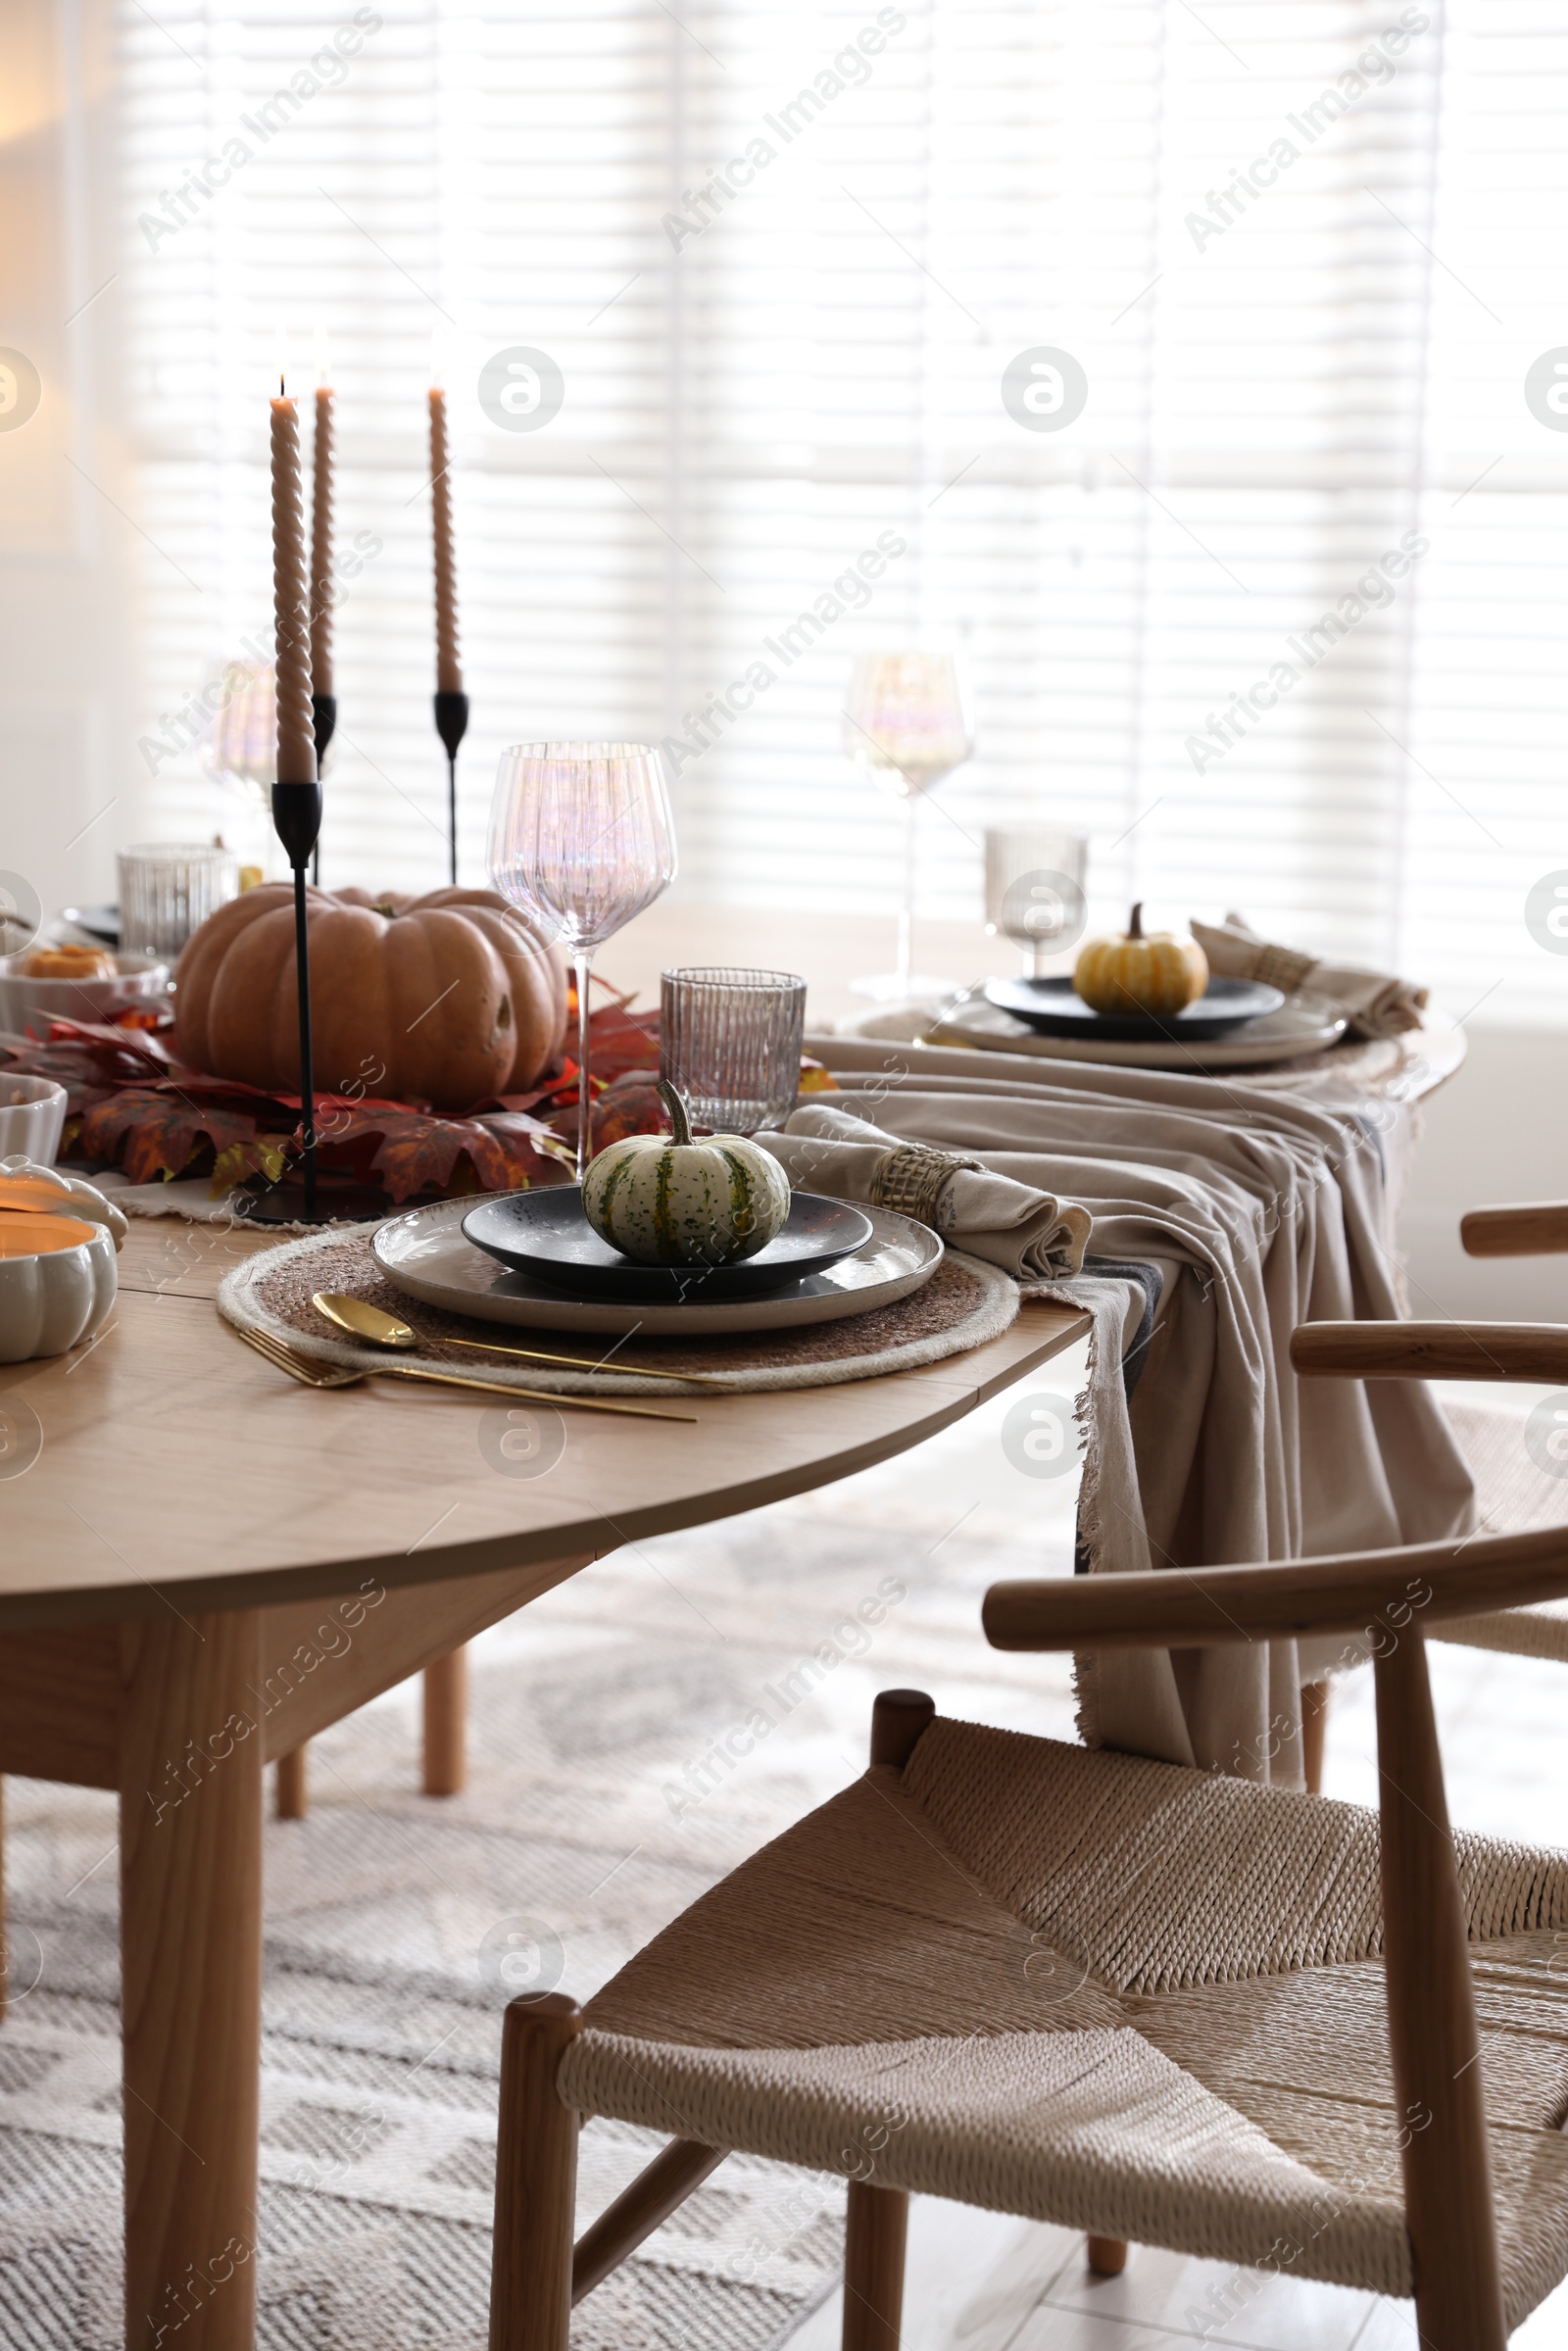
[
  {"x1": 1461, "y1": 1201, "x2": 1568, "y2": 1257},
  {"x1": 1290, "y1": 1321, "x2": 1568, "y2": 1382},
  {"x1": 981, "y1": 1523, "x2": 1568, "y2": 1652}
]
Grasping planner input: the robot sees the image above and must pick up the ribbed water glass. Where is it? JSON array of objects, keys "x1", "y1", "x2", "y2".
[
  {"x1": 117, "y1": 842, "x2": 238, "y2": 955},
  {"x1": 984, "y1": 827, "x2": 1089, "y2": 974},
  {"x1": 661, "y1": 967, "x2": 807, "y2": 1135}
]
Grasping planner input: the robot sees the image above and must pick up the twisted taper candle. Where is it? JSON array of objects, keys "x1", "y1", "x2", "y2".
[
  {"x1": 428, "y1": 386, "x2": 462, "y2": 695},
  {"x1": 309, "y1": 384, "x2": 334, "y2": 697},
  {"x1": 270, "y1": 392, "x2": 317, "y2": 784}
]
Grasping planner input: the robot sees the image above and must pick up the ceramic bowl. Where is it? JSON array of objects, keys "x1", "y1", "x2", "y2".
[
  {"x1": 0, "y1": 950, "x2": 170, "y2": 1041},
  {"x1": 0, "y1": 1215, "x2": 117, "y2": 1362},
  {"x1": 0, "y1": 1077, "x2": 68, "y2": 1165}
]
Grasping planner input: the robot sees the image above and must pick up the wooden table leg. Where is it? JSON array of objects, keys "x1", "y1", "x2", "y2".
[
  {"x1": 0, "y1": 1775, "x2": 8, "y2": 2025},
  {"x1": 121, "y1": 1609, "x2": 263, "y2": 2351},
  {"x1": 423, "y1": 1644, "x2": 467, "y2": 1795},
  {"x1": 275, "y1": 1745, "x2": 308, "y2": 1819},
  {"x1": 1301, "y1": 1680, "x2": 1331, "y2": 1795}
]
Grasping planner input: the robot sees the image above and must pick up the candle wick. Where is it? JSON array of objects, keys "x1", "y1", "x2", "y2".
[{"x1": 279, "y1": 373, "x2": 285, "y2": 396}]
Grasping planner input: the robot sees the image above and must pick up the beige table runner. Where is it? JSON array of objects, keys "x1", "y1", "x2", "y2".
[{"x1": 804, "y1": 1033, "x2": 1475, "y2": 1788}]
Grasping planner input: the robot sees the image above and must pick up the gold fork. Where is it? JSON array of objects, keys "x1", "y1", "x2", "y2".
[{"x1": 234, "y1": 1324, "x2": 696, "y2": 1423}]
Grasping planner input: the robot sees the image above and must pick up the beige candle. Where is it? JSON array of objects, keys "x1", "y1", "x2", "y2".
[
  {"x1": 270, "y1": 388, "x2": 317, "y2": 783},
  {"x1": 310, "y1": 383, "x2": 334, "y2": 696},
  {"x1": 428, "y1": 385, "x2": 463, "y2": 694}
]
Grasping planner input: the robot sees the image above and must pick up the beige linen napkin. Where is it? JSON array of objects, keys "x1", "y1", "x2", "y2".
[
  {"x1": 1191, "y1": 910, "x2": 1428, "y2": 1040},
  {"x1": 755, "y1": 1103, "x2": 1092, "y2": 1280}
]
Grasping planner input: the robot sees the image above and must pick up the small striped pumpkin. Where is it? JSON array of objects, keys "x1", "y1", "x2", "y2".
[{"x1": 581, "y1": 1082, "x2": 792, "y2": 1266}]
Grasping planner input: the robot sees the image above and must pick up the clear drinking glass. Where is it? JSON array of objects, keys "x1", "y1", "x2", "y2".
[
  {"x1": 117, "y1": 842, "x2": 238, "y2": 956},
  {"x1": 661, "y1": 967, "x2": 808, "y2": 1135},
  {"x1": 488, "y1": 742, "x2": 677, "y2": 1178},
  {"x1": 984, "y1": 828, "x2": 1091, "y2": 974},
  {"x1": 843, "y1": 652, "x2": 976, "y2": 1000}
]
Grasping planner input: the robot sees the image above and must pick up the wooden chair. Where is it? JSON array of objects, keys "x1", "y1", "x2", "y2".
[
  {"x1": 486, "y1": 1503, "x2": 1568, "y2": 2351},
  {"x1": 1294, "y1": 1195, "x2": 1568, "y2": 1792}
]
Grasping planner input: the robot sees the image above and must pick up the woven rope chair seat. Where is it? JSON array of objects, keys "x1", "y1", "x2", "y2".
[
  {"x1": 562, "y1": 1718, "x2": 1568, "y2": 2326},
  {"x1": 1436, "y1": 1602, "x2": 1568, "y2": 1663}
]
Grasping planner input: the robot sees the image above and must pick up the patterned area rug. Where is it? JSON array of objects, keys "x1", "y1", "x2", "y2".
[
  {"x1": 0, "y1": 1406, "x2": 1086, "y2": 2350},
  {"x1": 2, "y1": 1379, "x2": 1548, "y2": 2347}
]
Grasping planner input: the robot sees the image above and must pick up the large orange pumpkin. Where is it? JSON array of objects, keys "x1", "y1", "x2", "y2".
[{"x1": 173, "y1": 885, "x2": 568, "y2": 1110}]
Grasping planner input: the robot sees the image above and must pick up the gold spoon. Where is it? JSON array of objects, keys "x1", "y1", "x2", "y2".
[{"x1": 312, "y1": 1292, "x2": 730, "y2": 1389}]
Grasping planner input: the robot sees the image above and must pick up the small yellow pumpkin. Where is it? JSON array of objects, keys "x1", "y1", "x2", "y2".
[{"x1": 1074, "y1": 903, "x2": 1208, "y2": 1017}]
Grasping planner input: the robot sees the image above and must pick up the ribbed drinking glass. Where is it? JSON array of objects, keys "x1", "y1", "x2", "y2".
[
  {"x1": 661, "y1": 967, "x2": 807, "y2": 1135},
  {"x1": 488, "y1": 742, "x2": 677, "y2": 1178},
  {"x1": 984, "y1": 828, "x2": 1090, "y2": 974},
  {"x1": 117, "y1": 842, "x2": 238, "y2": 956}
]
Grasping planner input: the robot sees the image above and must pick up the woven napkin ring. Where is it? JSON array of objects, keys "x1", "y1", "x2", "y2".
[
  {"x1": 868, "y1": 1142, "x2": 985, "y2": 1228},
  {"x1": 1250, "y1": 943, "x2": 1316, "y2": 994}
]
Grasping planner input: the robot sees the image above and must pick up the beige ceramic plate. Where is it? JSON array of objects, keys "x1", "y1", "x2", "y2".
[
  {"x1": 372, "y1": 1195, "x2": 943, "y2": 1336},
  {"x1": 924, "y1": 990, "x2": 1348, "y2": 1070}
]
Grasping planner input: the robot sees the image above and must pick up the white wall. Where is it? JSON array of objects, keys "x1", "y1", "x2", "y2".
[
  {"x1": 1399, "y1": 1026, "x2": 1568, "y2": 1323},
  {"x1": 0, "y1": 0, "x2": 138, "y2": 938}
]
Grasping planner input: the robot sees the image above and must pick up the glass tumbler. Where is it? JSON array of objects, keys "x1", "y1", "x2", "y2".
[
  {"x1": 117, "y1": 842, "x2": 239, "y2": 956},
  {"x1": 661, "y1": 967, "x2": 808, "y2": 1135}
]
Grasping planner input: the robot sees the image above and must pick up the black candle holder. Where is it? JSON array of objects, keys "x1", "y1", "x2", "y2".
[
  {"x1": 433, "y1": 690, "x2": 469, "y2": 887},
  {"x1": 309, "y1": 695, "x2": 335, "y2": 885},
  {"x1": 271, "y1": 777, "x2": 322, "y2": 1223}
]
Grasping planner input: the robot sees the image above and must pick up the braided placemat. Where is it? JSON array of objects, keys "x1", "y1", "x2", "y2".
[{"x1": 218, "y1": 1222, "x2": 1021, "y2": 1395}]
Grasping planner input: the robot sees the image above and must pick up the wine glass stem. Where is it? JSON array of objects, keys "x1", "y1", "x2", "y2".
[
  {"x1": 898, "y1": 796, "x2": 917, "y2": 997},
  {"x1": 573, "y1": 950, "x2": 594, "y2": 1182}
]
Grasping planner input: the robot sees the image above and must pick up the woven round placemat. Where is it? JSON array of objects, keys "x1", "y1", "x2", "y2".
[{"x1": 218, "y1": 1221, "x2": 1020, "y2": 1395}]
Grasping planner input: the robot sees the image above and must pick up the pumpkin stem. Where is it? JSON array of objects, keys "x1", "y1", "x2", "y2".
[
  {"x1": 1129, "y1": 901, "x2": 1144, "y2": 940},
  {"x1": 656, "y1": 1078, "x2": 693, "y2": 1147}
]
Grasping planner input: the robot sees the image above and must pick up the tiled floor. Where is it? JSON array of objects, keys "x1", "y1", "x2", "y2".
[{"x1": 740, "y1": 1355, "x2": 1568, "y2": 2351}]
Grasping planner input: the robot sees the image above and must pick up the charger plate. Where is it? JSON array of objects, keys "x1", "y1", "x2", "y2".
[
  {"x1": 219, "y1": 1215, "x2": 1016, "y2": 1393},
  {"x1": 371, "y1": 1195, "x2": 944, "y2": 1337},
  {"x1": 925, "y1": 991, "x2": 1347, "y2": 1071}
]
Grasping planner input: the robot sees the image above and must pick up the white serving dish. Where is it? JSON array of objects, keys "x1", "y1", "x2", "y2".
[
  {"x1": 920, "y1": 990, "x2": 1348, "y2": 1071},
  {"x1": 0, "y1": 950, "x2": 171, "y2": 1041},
  {"x1": 372, "y1": 1195, "x2": 943, "y2": 1337},
  {"x1": 0, "y1": 1219, "x2": 117, "y2": 1362},
  {"x1": 0, "y1": 1077, "x2": 68, "y2": 1164}
]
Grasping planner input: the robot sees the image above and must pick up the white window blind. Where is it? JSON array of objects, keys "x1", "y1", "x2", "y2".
[{"x1": 119, "y1": 0, "x2": 1568, "y2": 1021}]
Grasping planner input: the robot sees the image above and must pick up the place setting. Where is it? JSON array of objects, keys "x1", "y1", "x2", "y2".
[
  {"x1": 222, "y1": 976, "x2": 1034, "y2": 1396},
  {"x1": 875, "y1": 825, "x2": 1433, "y2": 1075},
  {"x1": 943, "y1": 893, "x2": 1346, "y2": 1070}
]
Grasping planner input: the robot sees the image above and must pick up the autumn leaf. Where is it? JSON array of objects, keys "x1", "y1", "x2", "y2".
[
  {"x1": 79, "y1": 1090, "x2": 261, "y2": 1184},
  {"x1": 210, "y1": 1135, "x2": 292, "y2": 1195}
]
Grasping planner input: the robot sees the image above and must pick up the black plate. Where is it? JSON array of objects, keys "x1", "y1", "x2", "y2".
[
  {"x1": 983, "y1": 973, "x2": 1285, "y2": 1042},
  {"x1": 461, "y1": 1188, "x2": 876, "y2": 1302},
  {"x1": 58, "y1": 904, "x2": 121, "y2": 946}
]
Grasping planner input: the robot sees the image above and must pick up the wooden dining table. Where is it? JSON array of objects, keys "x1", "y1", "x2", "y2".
[
  {"x1": 0, "y1": 890, "x2": 1467, "y2": 2349},
  {"x1": 0, "y1": 1204, "x2": 1088, "y2": 2351}
]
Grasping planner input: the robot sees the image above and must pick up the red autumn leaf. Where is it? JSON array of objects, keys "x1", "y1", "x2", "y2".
[
  {"x1": 43, "y1": 1017, "x2": 182, "y2": 1073},
  {"x1": 78, "y1": 1089, "x2": 260, "y2": 1184}
]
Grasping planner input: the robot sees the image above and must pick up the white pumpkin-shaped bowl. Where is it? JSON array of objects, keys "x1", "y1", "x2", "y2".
[
  {"x1": 0, "y1": 949, "x2": 170, "y2": 1042},
  {"x1": 582, "y1": 1082, "x2": 791, "y2": 1267},
  {"x1": 0, "y1": 1077, "x2": 68, "y2": 1164},
  {"x1": 0, "y1": 1212, "x2": 118, "y2": 1363}
]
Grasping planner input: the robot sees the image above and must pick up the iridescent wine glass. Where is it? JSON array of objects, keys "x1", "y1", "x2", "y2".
[
  {"x1": 488, "y1": 742, "x2": 677, "y2": 1179},
  {"x1": 843, "y1": 652, "x2": 976, "y2": 999}
]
